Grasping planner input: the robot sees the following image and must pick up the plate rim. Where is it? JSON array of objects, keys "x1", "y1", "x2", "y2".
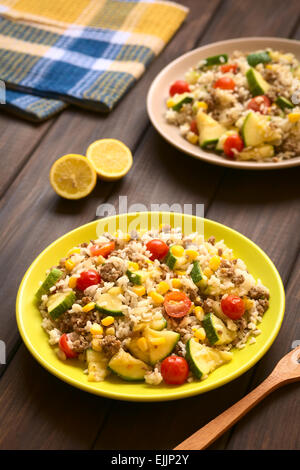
[
  {"x1": 147, "y1": 36, "x2": 300, "y2": 170},
  {"x1": 16, "y1": 212, "x2": 285, "y2": 401}
]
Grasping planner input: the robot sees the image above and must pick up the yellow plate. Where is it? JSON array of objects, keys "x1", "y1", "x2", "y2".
[{"x1": 16, "y1": 213, "x2": 285, "y2": 402}]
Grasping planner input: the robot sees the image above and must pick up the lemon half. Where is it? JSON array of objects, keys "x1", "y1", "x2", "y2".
[
  {"x1": 50, "y1": 154, "x2": 97, "y2": 199},
  {"x1": 86, "y1": 139, "x2": 133, "y2": 181}
]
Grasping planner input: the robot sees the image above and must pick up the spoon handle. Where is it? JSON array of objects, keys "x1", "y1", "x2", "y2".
[{"x1": 174, "y1": 373, "x2": 282, "y2": 450}]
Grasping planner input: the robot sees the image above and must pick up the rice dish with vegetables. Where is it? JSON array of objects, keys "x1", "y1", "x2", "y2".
[
  {"x1": 165, "y1": 49, "x2": 300, "y2": 162},
  {"x1": 36, "y1": 227, "x2": 269, "y2": 386}
]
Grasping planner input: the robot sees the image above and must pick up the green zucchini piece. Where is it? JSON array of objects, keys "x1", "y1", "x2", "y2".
[
  {"x1": 95, "y1": 292, "x2": 124, "y2": 316},
  {"x1": 86, "y1": 349, "x2": 109, "y2": 382},
  {"x1": 47, "y1": 291, "x2": 76, "y2": 320},
  {"x1": 164, "y1": 249, "x2": 177, "y2": 270},
  {"x1": 35, "y1": 268, "x2": 63, "y2": 301},
  {"x1": 196, "y1": 111, "x2": 226, "y2": 148},
  {"x1": 186, "y1": 338, "x2": 233, "y2": 379},
  {"x1": 190, "y1": 260, "x2": 203, "y2": 285},
  {"x1": 275, "y1": 96, "x2": 294, "y2": 110},
  {"x1": 241, "y1": 111, "x2": 265, "y2": 147},
  {"x1": 238, "y1": 144, "x2": 274, "y2": 161},
  {"x1": 150, "y1": 316, "x2": 167, "y2": 331},
  {"x1": 172, "y1": 92, "x2": 193, "y2": 111},
  {"x1": 201, "y1": 54, "x2": 228, "y2": 67},
  {"x1": 246, "y1": 68, "x2": 270, "y2": 96},
  {"x1": 145, "y1": 327, "x2": 180, "y2": 365},
  {"x1": 203, "y1": 312, "x2": 237, "y2": 345},
  {"x1": 126, "y1": 269, "x2": 145, "y2": 285},
  {"x1": 247, "y1": 51, "x2": 271, "y2": 67},
  {"x1": 108, "y1": 349, "x2": 151, "y2": 381}
]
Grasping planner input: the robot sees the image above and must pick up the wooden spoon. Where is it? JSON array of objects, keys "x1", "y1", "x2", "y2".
[{"x1": 174, "y1": 346, "x2": 300, "y2": 450}]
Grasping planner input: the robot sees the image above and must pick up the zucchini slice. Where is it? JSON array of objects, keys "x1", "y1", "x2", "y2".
[
  {"x1": 190, "y1": 260, "x2": 203, "y2": 285},
  {"x1": 186, "y1": 338, "x2": 233, "y2": 379},
  {"x1": 95, "y1": 292, "x2": 124, "y2": 316},
  {"x1": 201, "y1": 54, "x2": 228, "y2": 67},
  {"x1": 238, "y1": 144, "x2": 274, "y2": 161},
  {"x1": 47, "y1": 291, "x2": 76, "y2": 320},
  {"x1": 35, "y1": 268, "x2": 63, "y2": 301},
  {"x1": 126, "y1": 269, "x2": 146, "y2": 285},
  {"x1": 108, "y1": 349, "x2": 151, "y2": 381},
  {"x1": 196, "y1": 111, "x2": 226, "y2": 148},
  {"x1": 246, "y1": 51, "x2": 271, "y2": 67},
  {"x1": 275, "y1": 96, "x2": 294, "y2": 110},
  {"x1": 246, "y1": 68, "x2": 270, "y2": 96},
  {"x1": 164, "y1": 249, "x2": 177, "y2": 270},
  {"x1": 241, "y1": 111, "x2": 265, "y2": 147},
  {"x1": 86, "y1": 349, "x2": 109, "y2": 382},
  {"x1": 145, "y1": 327, "x2": 180, "y2": 365},
  {"x1": 203, "y1": 312, "x2": 237, "y2": 345},
  {"x1": 171, "y1": 92, "x2": 193, "y2": 111}
]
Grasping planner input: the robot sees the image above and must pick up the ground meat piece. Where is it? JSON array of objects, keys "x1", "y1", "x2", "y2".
[
  {"x1": 186, "y1": 288, "x2": 202, "y2": 305},
  {"x1": 207, "y1": 236, "x2": 215, "y2": 245},
  {"x1": 248, "y1": 286, "x2": 270, "y2": 300},
  {"x1": 218, "y1": 248, "x2": 223, "y2": 256},
  {"x1": 100, "y1": 262, "x2": 123, "y2": 282},
  {"x1": 80, "y1": 242, "x2": 88, "y2": 248},
  {"x1": 68, "y1": 332, "x2": 90, "y2": 353},
  {"x1": 256, "y1": 298, "x2": 269, "y2": 314},
  {"x1": 203, "y1": 298, "x2": 214, "y2": 313},
  {"x1": 174, "y1": 343, "x2": 184, "y2": 357},
  {"x1": 232, "y1": 274, "x2": 244, "y2": 286},
  {"x1": 100, "y1": 335, "x2": 121, "y2": 357},
  {"x1": 57, "y1": 311, "x2": 99, "y2": 335}
]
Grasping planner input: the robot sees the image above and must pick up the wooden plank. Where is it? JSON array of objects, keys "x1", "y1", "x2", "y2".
[
  {"x1": 0, "y1": 114, "x2": 53, "y2": 197},
  {"x1": 227, "y1": 253, "x2": 300, "y2": 449},
  {"x1": 93, "y1": 0, "x2": 300, "y2": 451},
  {"x1": 0, "y1": 0, "x2": 220, "y2": 360}
]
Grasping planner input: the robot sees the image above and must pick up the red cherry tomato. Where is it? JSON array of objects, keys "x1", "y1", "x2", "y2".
[
  {"x1": 169, "y1": 80, "x2": 190, "y2": 97},
  {"x1": 164, "y1": 291, "x2": 192, "y2": 318},
  {"x1": 59, "y1": 334, "x2": 78, "y2": 359},
  {"x1": 146, "y1": 239, "x2": 169, "y2": 261},
  {"x1": 76, "y1": 269, "x2": 101, "y2": 291},
  {"x1": 213, "y1": 76, "x2": 236, "y2": 90},
  {"x1": 90, "y1": 241, "x2": 115, "y2": 258},
  {"x1": 161, "y1": 355, "x2": 189, "y2": 385},
  {"x1": 190, "y1": 119, "x2": 199, "y2": 135},
  {"x1": 223, "y1": 134, "x2": 244, "y2": 159},
  {"x1": 220, "y1": 63, "x2": 238, "y2": 74},
  {"x1": 247, "y1": 95, "x2": 271, "y2": 114},
  {"x1": 221, "y1": 295, "x2": 245, "y2": 320}
]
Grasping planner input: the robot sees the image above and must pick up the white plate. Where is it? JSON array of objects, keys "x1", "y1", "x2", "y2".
[{"x1": 147, "y1": 37, "x2": 300, "y2": 170}]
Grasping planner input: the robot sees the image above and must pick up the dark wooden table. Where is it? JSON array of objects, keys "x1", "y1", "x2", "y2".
[{"x1": 0, "y1": 0, "x2": 299, "y2": 450}]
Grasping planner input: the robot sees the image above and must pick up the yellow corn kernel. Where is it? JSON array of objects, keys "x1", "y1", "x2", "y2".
[
  {"x1": 137, "y1": 337, "x2": 148, "y2": 352},
  {"x1": 121, "y1": 233, "x2": 131, "y2": 241},
  {"x1": 265, "y1": 64, "x2": 273, "y2": 70},
  {"x1": 197, "y1": 101, "x2": 208, "y2": 110},
  {"x1": 243, "y1": 296, "x2": 254, "y2": 311},
  {"x1": 288, "y1": 112, "x2": 300, "y2": 123},
  {"x1": 132, "y1": 285, "x2": 146, "y2": 296},
  {"x1": 203, "y1": 267, "x2": 213, "y2": 278},
  {"x1": 171, "y1": 278, "x2": 182, "y2": 289},
  {"x1": 193, "y1": 337, "x2": 200, "y2": 343},
  {"x1": 171, "y1": 245, "x2": 185, "y2": 257},
  {"x1": 157, "y1": 281, "x2": 170, "y2": 295},
  {"x1": 174, "y1": 270, "x2": 186, "y2": 276},
  {"x1": 101, "y1": 316, "x2": 115, "y2": 327},
  {"x1": 68, "y1": 276, "x2": 77, "y2": 289},
  {"x1": 91, "y1": 338, "x2": 102, "y2": 352},
  {"x1": 194, "y1": 328, "x2": 206, "y2": 341},
  {"x1": 108, "y1": 286, "x2": 122, "y2": 295},
  {"x1": 82, "y1": 302, "x2": 96, "y2": 313},
  {"x1": 67, "y1": 247, "x2": 81, "y2": 256},
  {"x1": 96, "y1": 255, "x2": 105, "y2": 265},
  {"x1": 187, "y1": 133, "x2": 198, "y2": 145},
  {"x1": 145, "y1": 259, "x2": 154, "y2": 265},
  {"x1": 133, "y1": 322, "x2": 146, "y2": 332},
  {"x1": 106, "y1": 327, "x2": 115, "y2": 336},
  {"x1": 188, "y1": 302, "x2": 195, "y2": 314},
  {"x1": 185, "y1": 249, "x2": 198, "y2": 261},
  {"x1": 90, "y1": 323, "x2": 103, "y2": 335},
  {"x1": 65, "y1": 259, "x2": 76, "y2": 271},
  {"x1": 209, "y1": 255, "x2": 221, "y2": 272},
  {"x1": 166, "y1": 98, "x2": 175, "y2": 108},
  {"x1": 149, "y1": 291, "x2": 164, "y2": 305},
  {"x1": 149, "y1": 337, "x2": 166, "y2": 346},
  {"x1": 194, "y1": 306, "x2": 205, "y2": 321},
  {"x1": 128, "y1": 261, "x2": 139, "y2": 271}
]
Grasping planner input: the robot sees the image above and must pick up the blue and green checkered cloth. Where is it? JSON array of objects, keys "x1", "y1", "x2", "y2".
[{"x1": 0, "y1": 0, "x2": 188, "y2": 121}]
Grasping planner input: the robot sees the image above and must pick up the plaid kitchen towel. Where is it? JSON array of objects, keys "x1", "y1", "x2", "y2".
[{"x1": 0, "y1": 0, "x2": 188, "y2": 121}]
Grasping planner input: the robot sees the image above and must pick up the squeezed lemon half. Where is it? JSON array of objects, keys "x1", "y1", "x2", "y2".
[
  {"x1": 86, "y1": 138, "x2": 133, "y2": 181},
  {"x1": 50, "y1": 154, "x2": 97, "y2": 199}
]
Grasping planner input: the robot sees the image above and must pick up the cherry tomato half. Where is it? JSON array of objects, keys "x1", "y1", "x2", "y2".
[
  {"x1": 161, "y1": 355, "x2": 189, "y2": 385},
  {"x1": 247, "y1": 95, "x2": 271, "y2": 114},
  {"x1": 59, "y1": 333, "x2": 78, "y2": 359},
  {"x1": 164, "y1": 291, "x2": 192, "y2": 318},
  {"x1": 190, "y1": 119, "x2": 199, "y2": 135},
  {"x1": 90, "y1": 241, "x2": 115, "y2": 258},
  {"x1": 213, "y1": 76, "x2": 236, "y2": 90},
  {"x1": 223, "y1": 134, "x2": 244, "y2": 159},
  {"x1": 220, "y1": 63, "x2": 238, "y2": 74},
  {"x1": 169, "y1": 80, "x2": 190, "y2": 97},
  {"x1": 76, "y1": 269, "x2": 101, "y2": 291},
  {"x1": 221, "y1": 295, "x2": 245, "y2": 320},
  {"x1": 146, "y1": 239, "x2": 169, "y2": 261}
]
